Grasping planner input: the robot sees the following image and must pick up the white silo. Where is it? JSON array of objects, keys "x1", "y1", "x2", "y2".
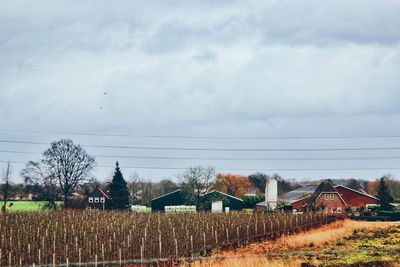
[{"x1": 265, "y1": 178, "x2": 278, "y2": 210}]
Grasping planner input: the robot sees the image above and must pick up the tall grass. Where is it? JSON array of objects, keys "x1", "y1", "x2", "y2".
[{"x1": 193, "y1": 219, "x2": 399, "y2": 267}]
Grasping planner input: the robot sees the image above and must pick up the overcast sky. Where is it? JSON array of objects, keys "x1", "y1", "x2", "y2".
[{"x1": 1, "y1": 0, "x2": 400, "y2": 183}]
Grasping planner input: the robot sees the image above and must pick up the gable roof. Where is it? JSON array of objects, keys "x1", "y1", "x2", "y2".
[
  {"x1": 314, "y1": 190, "x2": 347, "y2": 206},
  {"x1": 88, "y1": 188, "x2": 110, "y2": 199},
  {"x1": 201, "y1": 190, "x2": 244, "y2": 202},
  {"x1": 286, "y1": 185, "x2": 318, "y2": 201},
  {"x1": 335, "y1": 185, "x2": 378, "y2": 200},
  {"x1": 98, "y1": 188, "x2": 110, "y2": 199},
  {"x1": 309, "y1": 179, "x2": 336, "y2": 201},
  {"x1": 314, "y1": 179, "x2": 337, "y2": 194},
  {"x1": 289, "y1": 195, "x2": 312, "y2": 204},
  {"x1": 151, "y1": 189, "x2": 183, "y2": 202}
]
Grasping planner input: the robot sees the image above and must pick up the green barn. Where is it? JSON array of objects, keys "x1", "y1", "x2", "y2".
[
  {"x1": 151, "y1": 189, "x2": 190, "y2": 211},
  {"x1": 200, "y1": 190, "x2": 244, "y2": 211},
  {"x1": 151, "y1": 189, "x2": 244, "y2": 211}
]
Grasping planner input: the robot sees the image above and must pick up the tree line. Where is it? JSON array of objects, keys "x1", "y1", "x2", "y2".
[{"x1": 1, "y1": 138, "x2": 400, "y2": 211}]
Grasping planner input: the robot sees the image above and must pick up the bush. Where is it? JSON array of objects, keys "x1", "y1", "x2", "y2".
[
  {"x1": 348, "y1": 216, "x2": 397, "y2": 221},
  {"x1": 376, "y1": 211, "x2": 400, "y2": 220},
  {"x1": 361, "y1": 211, "x2": 371, "y2": 216}
]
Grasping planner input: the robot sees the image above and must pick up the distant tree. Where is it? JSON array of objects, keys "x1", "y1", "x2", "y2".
[
  {"x1": 179, "y1": 166, "x2": 215, "y2": 206},
  {"x1": 346, "y1": 178, "x2": 362, "y2": 191},
  {"x1": 383, "y1": 174, "x2": 400, "y2": 200},
  {"x1": 140, "y1": 181, "x2": 156, "y2": 206},
  {"x1": 80, "y1": 177, "x2": 102, "y2": 197},
  {"x1": 43, "y1": 139, "x2": 96, "y2": 208},
  {"x1": 214, "y1": 174, "x2": 252, "y2": 197},
  {"x1": 240, "y1": 195, "x2": 265, "y2": 209},
  {"x1": 109, "y1": 162, "x2": 130, "y2": 210},
  {"x1": 248, "y1": 172, "x2": 297, "y2": 197},
  {"x1": 21, "y1": 161, "x2": 60, "y2": 209},
  {"x1": 272, "y1": 174, "x2": 293, "y2": 195},
  {"x1": 248, "y1": 172, "x2": 268, "y2": 192},
  {"x1": 158, "y1": 179, "x2": 178, "y2": 194},
  {"x1": 127, "y1": 172, "x2": 140, "y2": 195},
  {"x1": 367, "y1": 174, "x2": 400, "y2": 200},
  {"x1": 1, "y1": 161, "x2": 13, "y2": 213},
  {"x1": 376, "y1": 177, "x2": 394, "y2": 211}
]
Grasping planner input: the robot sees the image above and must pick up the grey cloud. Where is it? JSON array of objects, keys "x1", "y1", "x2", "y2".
[{"x1": 1, "y1": 0, "x2": 400, "y2": 181}]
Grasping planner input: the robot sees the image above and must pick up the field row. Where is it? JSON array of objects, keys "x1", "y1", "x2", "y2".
[{"x1": 0, "y1": 211, "x2": 328, "y2": 266}]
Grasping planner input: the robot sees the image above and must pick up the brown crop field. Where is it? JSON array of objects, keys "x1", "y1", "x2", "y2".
[{"x1": 0, "y1": 211, "x2": 329, "y2": 266}]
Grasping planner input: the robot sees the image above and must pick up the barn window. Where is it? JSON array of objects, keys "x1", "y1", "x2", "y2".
[
  {"x1": 95, "y1": 197, "x2": 99, "y2": 203},
  {"x1": 88, "y1": 197, "x2": 93, "y2": 203},
  {"x1": 330, "y1": 194, "x2": 334, "y2": 200},
  {"x1": 337, "y1": 207, "x2": 342, "y2": 213},
  {"x1": 325, "y1": 194, "x2": 329, "y2": 200},
  {"x1": 331, "y1": 208, "x2": 335, "y2": 213},
  {"x1": 100, "y1": 197, "x2": 105, "y2": 203}
]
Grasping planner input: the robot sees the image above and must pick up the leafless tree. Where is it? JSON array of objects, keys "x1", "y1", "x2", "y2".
[
  {"x1": 127, "y1": 172, "x2": 141, "y2": 195},
  {"x1": 21, "y1": 161, "x2": 60, "y2": 210},
  {"x1": 1, "y1": 161, "x2": 13, "y2": 213},
  {"x1": 21, "y1": 139, "x2": 96, "y2": 209},
  {"x1": 179, "y1": 166, "x2": 215, "y2": 206},
  {"x1": 42, "y1": 139, "x2": 96, "y2": 208}
]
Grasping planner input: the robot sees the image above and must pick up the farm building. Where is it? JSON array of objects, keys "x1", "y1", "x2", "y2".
[
  {"x1": 200, "y1": 190, "x2": 244, "y2": 211},
  {"x1": 85, "y1": 188, "x2": 111, "y2": 210},
  {"x1": 287, "y1": 180, "x2": 378, "y2": 215},
  {"x1": 151, "y1": 189, "x2": 189, "y2": 211},
  {"x1": 151, "y1": 189, "x2": 243, "y2": 212},
  {"x1": 335, "y1": 185, "x2": 378, "y2": 211}
]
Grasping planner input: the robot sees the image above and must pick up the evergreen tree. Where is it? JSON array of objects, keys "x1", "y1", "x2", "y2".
[
  {"x1": 109, "y1": 162, "x2": 130, "y2": 210},
  {"x1": 376, "y1": 177, "x2": 394, "y2": 211},
  {"x1": 346, "y1": 178, "x2": 362, "y2": 191}
]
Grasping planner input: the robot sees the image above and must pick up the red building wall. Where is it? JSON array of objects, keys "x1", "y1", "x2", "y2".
[
  {"x1": 335, "y1": 186, "x2": 377, "y2": 209},
  {"x1": 315, "y1": 193, "x2": 347, "y2": 215},
  {"x1": 292, "y1": 193, "x2": 346, "y2": 216},
  {"x1": 291, "y1": 198, "x2": 309, "y2": 210}
]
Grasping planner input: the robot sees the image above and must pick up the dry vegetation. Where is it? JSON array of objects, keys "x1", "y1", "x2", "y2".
[
  {"x1": 0, "y1": 211, "x2": 328, "y2": 266},
  {"x1": 193, "y1": 220, "x2": 400, "y2": 267}
]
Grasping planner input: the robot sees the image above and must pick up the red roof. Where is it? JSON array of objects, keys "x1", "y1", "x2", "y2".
[
  {"x1": 290, "y1": 184, "x2": 378, "y2": 209},
  {"x1": 98, "y1": 188, "x2": 110, "y2": 199},
  {"x1": 335, "y1": 185, "x2": 377, "y2": 207}
]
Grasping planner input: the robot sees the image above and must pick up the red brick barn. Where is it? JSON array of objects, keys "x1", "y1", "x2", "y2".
[
  {"x1": 335, "y1": 185, "x2": 378, "y2": 211},
  {"x1": 291, "y1": 196, "x2": 311, "y2": 211},
  {"x1": 291, "y1": 180, "x2": 347, "y2": 216}
]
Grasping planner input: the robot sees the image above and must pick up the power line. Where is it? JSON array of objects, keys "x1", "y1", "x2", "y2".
[
  {"x1": 1, "y1": 149, "x2": 400, "y2": 161},
  {"x1": 1, "y1": 128, "x2": 400, "y2": 140},
  {"x1": 2, "y1": 139, "x2": 400, "y2": 152},
  {"x1": 1, "y1": 160, "x2": 400, "y2": 171}
]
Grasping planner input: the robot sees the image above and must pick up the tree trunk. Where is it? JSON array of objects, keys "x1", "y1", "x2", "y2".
[{"x1": 63, "y1": 194, "x2": 68, "y2": 209}]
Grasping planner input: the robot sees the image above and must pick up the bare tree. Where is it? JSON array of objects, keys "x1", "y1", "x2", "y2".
[
  {"x1": 80, "y1": 177, "x2": 102, "y2": 197},
  {"x1": 127, "y1": 172, "x2": 141, "y2": 196},
  {"x1": 179, "y1": 166, "x2": 215, "y2": 206},
  {"x1": 22, "y1": 139, "x2": 96, "y2": 209},
  {"x1": 1, "y1": 161, "x2": 13, "y2": 213},
  {"x1": 21, "y1": 161, "x2": 60, "y2": 210},
  {"x1": 42, "y1": 139, "x2": 96, "y2": 208}
]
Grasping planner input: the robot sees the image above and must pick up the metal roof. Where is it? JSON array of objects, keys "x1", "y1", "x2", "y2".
[
  {"x1": 285, "y1": 185, "x2": 318, "y2": 201},
  {"x1": 201, "y1": 190, "x2": 244, "y2": 201},
  {"x1": 151, "y1": 189, "x2": 182, "y2": 201}
]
